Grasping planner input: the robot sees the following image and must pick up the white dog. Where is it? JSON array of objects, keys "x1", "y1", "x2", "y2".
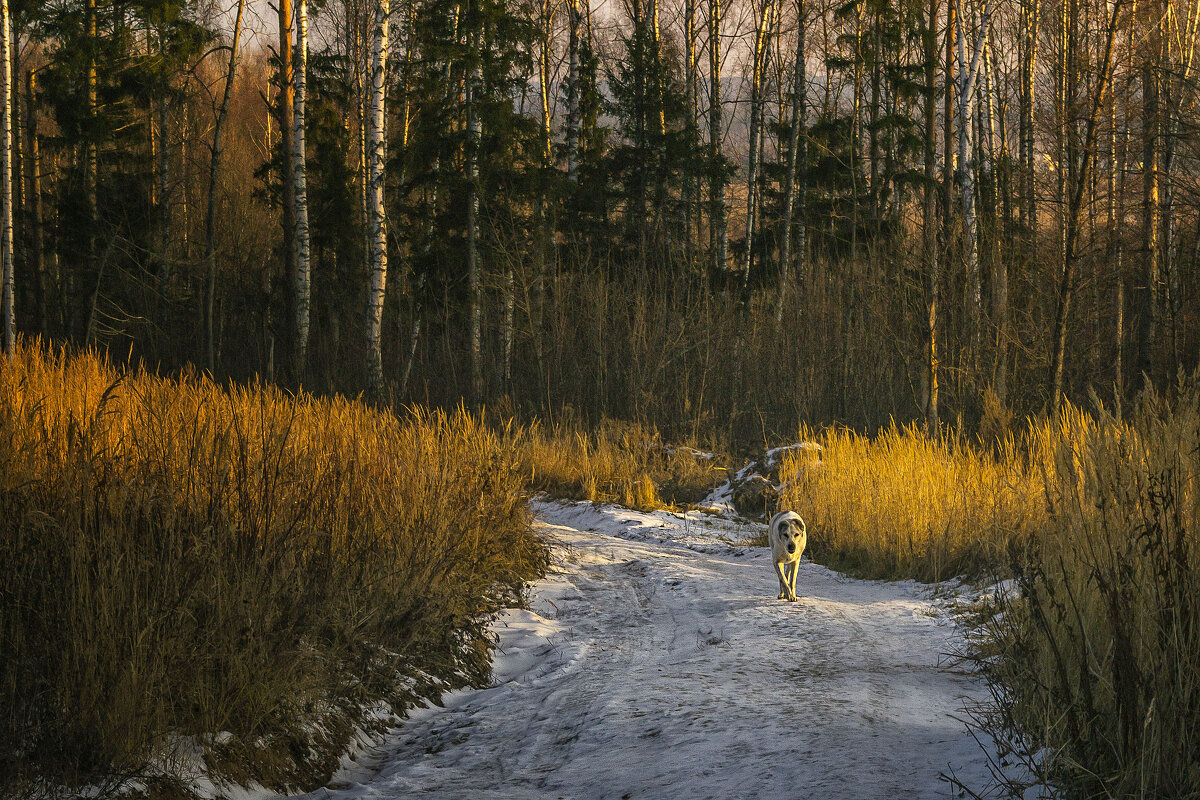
[{"x1": 768, "y1": 511, "x2": 807, "y2": 602}]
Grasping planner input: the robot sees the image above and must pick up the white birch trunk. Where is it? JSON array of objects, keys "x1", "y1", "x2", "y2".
[
  {"x1": 25, "y1": 69, "x2": 43, "y2": 335},
  {"x1": 739, "y1": 0, "x2": 775, "y2": 313},
  {"x1": 565, "y1": 0, "x2": 581, "y2": 183},
  {"x1": 467, "y1": 7, "x2": 483, "y2": 401},
  {"x1": 1, "y1": 0, "x2": 12, "y2": 354},
  {"x1": 956, "y1": 0, "x2": 996, "y2": 360},
  {"x1": 1019, "y1": 0, "x2": 1039, "y2": 246},
  {"x1": 155, "y1": 83, "x2": 170, "y2": 325},
  {"x1": 774, "y1": 0, "x2": 806, "y2": 328},
  {"x1": 709, "y1": 0, "x2": 727, "y2": 276},
  {"x1": 366, "y1": 0, "x2": 390, "y2": 397},
  {"x1": 294, "y1": 0, "x2": 312, "y2": 379}
]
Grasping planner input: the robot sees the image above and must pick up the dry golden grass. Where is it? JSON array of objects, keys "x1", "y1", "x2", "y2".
[
  {"x1": 0, "y1": 341, "x2": 546, "y2": 795},
  {"x1": 776, "y1": 422, "x2": 1048, "y2": 582},
  {"x1": 13, "y1": 334, "x2": 1196, "y2": 799},
  {"x1": 769, "y1": 401, "x2": 1200, "y2": 793},
  {"x1": 517, "y1": 418, "x2": 726, "y2": 510},
  {"x1": 978, "y1": 391, "x2": 1200, "y2": 797}
]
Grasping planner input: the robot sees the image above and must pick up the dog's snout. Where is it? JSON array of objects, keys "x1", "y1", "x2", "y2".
[{"x1": 787, "y1": 543, "x2": 796, "y2": 554}]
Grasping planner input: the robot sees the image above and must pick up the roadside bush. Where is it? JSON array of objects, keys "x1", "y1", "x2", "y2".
[
  {"x1": 0, "y1": 342, "x2": 547, "y2": 796},
  {"x1": 977, "y1": 389, "x2": 1200, "y2": 797},
  {"x1": 518, "y1": 418, "x2": 726, "y2": 509},
  {"x1": 776, "y1": 423, "x2": 1046, "y2": 582}
]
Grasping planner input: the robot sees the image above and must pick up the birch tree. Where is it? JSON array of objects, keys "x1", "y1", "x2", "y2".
[
  {"x1": 294, "y1": 0, "x2": 311, "y2": 379},
  {"x1": 366, "y1": 0, "x2": 389, "y2": 398},
  {"x1": 922, "y1": 0, "x2": 939, "y2": 428},
  {"x1": 1018, "y1": 0, "x2": 1039, "y2": 252},
  {"x1": 565, "y1": 0, "x2": 582, "y2": 183},
  {"x1": 775, "y1": 0, "x2": 806, "y2": 327},
  {"x1": 956, "y1": 0, "x2": 998, "y2": 361},
  {"x1": 739, "y1": 0, "x2": 778, "y2": 313},
  {"x1": 684, "y1": 0, "x2": 700, "y2": 254},
  {"x1": 467, "y1": 0, "x2": 483, "y2": 401},
  {"x1": 709, "y1": 0, "x2": 728, "y2": 276},
  {"x1": 1134, "y1": 2, "x2": 1163, "y2": 385},
  {"x1": 278, "y1": 0, "x2": 296, "y2": 365},
  {"x1": 1, "y1": 0, "x2": 11, "y2": 355}
]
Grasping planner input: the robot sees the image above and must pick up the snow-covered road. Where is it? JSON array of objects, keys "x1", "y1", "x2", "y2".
[{"x1": 316, "y1": 501, "x2": 993, "y2": 800}]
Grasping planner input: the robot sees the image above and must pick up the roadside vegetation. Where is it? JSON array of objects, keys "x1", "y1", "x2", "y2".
[
  {"x1": 0, "y1": 341, "x2": 726, "y2": 797},
  {"x1": 775, "y1": 412, "x2": 1049, "y2": 582},
  {"x1": 5, "y1": 338, "x2": 1199, "y2": 799},
  {"x1": 972, "y1": 388, "x2": 1200, "y2": 798},
  {"x1": 519, "y1": 418, "x2": 727, "y2": 510},
  {"x1": 0, "y1": 342, "x2": 546, "y2": 796},
  {"x1": 771, "y1": 390, "x2": 1200, "y2": 797}
]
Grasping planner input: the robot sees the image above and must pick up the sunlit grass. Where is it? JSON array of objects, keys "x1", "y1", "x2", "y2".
[
  {"x1": 776, "y1": 421, "x2": 1049, "y2": 582},
  {"x1": 0, "y1": 341, "x2": 547, "y2": 794},
  {"x1": 518, "y1": 418, "x2": 726, "y2": 510},
  {"x1": 977, "y1": 390, "x2": 1200, "y2": 797}
]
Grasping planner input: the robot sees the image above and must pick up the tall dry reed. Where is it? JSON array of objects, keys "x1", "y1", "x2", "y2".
[
  {"x1": 976, "y1": 390, "x2": 1200, "y2": 797},
  {"x1": 517, "y1": 417, "x2": 726, "y2": 509},
  {"x1": 776, "y1": 423, "x2": 1047, "y2": 581},
  {"x1": 0, "y1": 342, "x2": 546, "y2": 795}
]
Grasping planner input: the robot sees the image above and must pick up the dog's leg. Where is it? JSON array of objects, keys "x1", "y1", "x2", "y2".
[
  {"x1": 787, "y1": 561, "x2": 799, "y2": 602},
  {"x1": 774, "y1": 562, "x2": 789, "y2": 600}
]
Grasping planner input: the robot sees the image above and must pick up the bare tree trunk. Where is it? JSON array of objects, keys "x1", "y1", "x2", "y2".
[
  {"x1": 684, "y1": 0, "x2": 698, "y2": 259},
  {"x1": 180, "y1": 101, "x2": 191, "y2": 264},
  {"x1": 739, "y1": 0, "x2": 776, "y2": 315},
  {"x1": 83, "y1": 0, "x2": 97, "y2": 344},
  {"x1": 923, "y1": 0, "x2": 940, "y2": 429},
  {"x1": 1110, "y1": 86, "x2": 1125, "y2": 413},
  {"x1": 708, "y1": 0, "x2": 727, "y2": 278},
  {"x1": 1019, "y1": 0, "x2": 1038, "y2": 253},
  {"x1": 467, "y1": 0, "x2": 483, "y2": 402},
  {"x1": 957, "y1": 0, "x2": 997, "y2": 369},
  {"x1": 565, "y1": 0, "x2": 581, "y2": 183},
  {"x1": 539, "y1": 0, "x2": 554, "y2": 169},
  {"x1": 155, "y1": 78, "x2": 170, "y2": 328},
  {"x1": 775, "y1": 0, "x2": 806, "y2": 328},
  {"x1": 1161, "y1": 85, "x2": 1178, "y2": 375},
  {"x1": 1048, "y1": 0, "x2": 1123, "y2": 413},
  {"x1": 205, "y1": 0, "x2": 246, "y2": 372},
  {"x1": 1, "y1": 0, "x2": 11, "y2": 354},
  {"x1": 985, "y1": 36, "x2": 1008, "y2": 400},
  {"x1": 941, "y1": 0, "x2": 955, "y2": 263},
  {"x1": 366, "y1": 0, "x2": 389, "y2": 398},
  {"x1": 293, "y1": 0, "x2": 311, "y2": 380},
  {"x1": 24, "y1": 69, "x2": 42, "y2": 336},
  {"x1": 355, "y1": 4, "x2": 369, "y2": 278},
  {"x1": 531, "y1": 0, "x2": 549, "y2": 393},
  {"x1": 1135, "y1": 56, "x2": 1159, "y2": 387},
  {"x1": 278, "y1": 0, "x2": 296, "y2": 371}
]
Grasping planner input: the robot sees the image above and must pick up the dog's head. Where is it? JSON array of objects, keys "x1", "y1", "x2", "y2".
[{"x1": 770, "y1": 511, "x2": 807, "y2": 557}]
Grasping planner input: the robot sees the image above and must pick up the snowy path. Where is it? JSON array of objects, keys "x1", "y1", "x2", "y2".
[{"x1": 317, "y1": 502, "x2": 993, "y2": 800}]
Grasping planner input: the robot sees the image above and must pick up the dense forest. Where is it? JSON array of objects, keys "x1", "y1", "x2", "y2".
[{"x1": 0, "y1": 0, "x2": 1196, "y2": 440}]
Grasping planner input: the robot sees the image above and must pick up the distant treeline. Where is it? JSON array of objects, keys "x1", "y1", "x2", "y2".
[{"x1": 1, "y1": 0, "x2": 1197, "y2": 440}]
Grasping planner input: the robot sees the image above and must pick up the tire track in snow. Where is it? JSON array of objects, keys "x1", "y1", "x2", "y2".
[{"x1": 307, "y1": 502, "x2": 992, "y2": 800}]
